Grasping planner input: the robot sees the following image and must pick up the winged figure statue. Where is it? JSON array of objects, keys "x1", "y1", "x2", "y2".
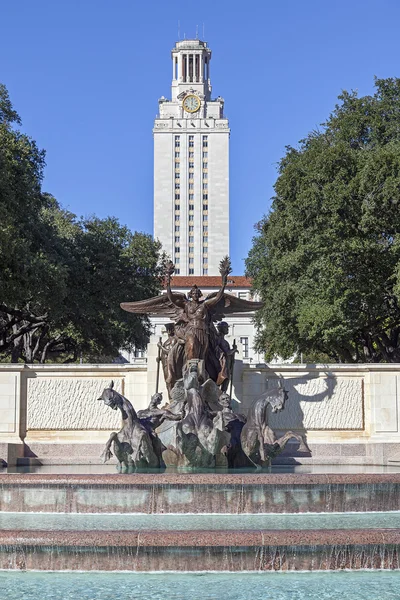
[{"x1": 121, "y1": 256, "x2": 263, "y2": 388}]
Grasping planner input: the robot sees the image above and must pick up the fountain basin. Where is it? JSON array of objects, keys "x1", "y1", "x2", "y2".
[
  {"x1": 1, "y1": 473, "x2": 400, "y2": 513},
  {"x1": 1, "y1": 529, "x2": 400, "y2": 571},
  {"x1": 2, "y1": 571, "x2": 400, "y2": 600}
]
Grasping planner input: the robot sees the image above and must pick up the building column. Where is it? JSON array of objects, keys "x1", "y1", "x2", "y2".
[{"x1": 185, "y1": 54, "x2": 189, "y2": 82}]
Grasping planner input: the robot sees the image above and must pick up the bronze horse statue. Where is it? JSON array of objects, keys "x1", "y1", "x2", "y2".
[
  {"x1": 241, "y1": 380, "x2": 310, "y2": 468},
  {"x1": 98, "y1": 381, "x2": 159, "y2": 471}
]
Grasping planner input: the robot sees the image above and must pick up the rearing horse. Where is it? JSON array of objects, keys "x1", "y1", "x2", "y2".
[
  {"x1": 240, "y1": 381, "x2": 310, "y2": 468},
  {"x1": 98, "y1": 381, "x2": 159, "y2": 471}
]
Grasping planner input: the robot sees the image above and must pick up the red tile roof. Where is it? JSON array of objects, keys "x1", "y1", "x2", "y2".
[{"x1": 165, "y1": 275, "x2": 252, "y2": 288}]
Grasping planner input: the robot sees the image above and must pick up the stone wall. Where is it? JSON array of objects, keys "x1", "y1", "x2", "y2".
[{"x1": 1, "y1": 362, "x2": 400, "y2": 465}]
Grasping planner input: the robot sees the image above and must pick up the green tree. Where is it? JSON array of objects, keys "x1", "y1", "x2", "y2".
[
  {"x1": 0, "y1": 83, "x2": 163, "y2": 363},
  {"x1": 247, "y1": 78, "x2": 400, "y2": 363},
  {"x1": 0, "y1": 84, "x2": 69, "y2": 359}
]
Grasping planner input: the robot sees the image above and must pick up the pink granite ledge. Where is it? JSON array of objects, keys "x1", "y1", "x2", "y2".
[
  {"x1": 1, "y1": 529, "x2": 400, "y2": 547},
  {"x1": 2, "y1": 473, "x2": 400, "y2": 486}
]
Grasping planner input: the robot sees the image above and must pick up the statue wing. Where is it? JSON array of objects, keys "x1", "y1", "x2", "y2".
[
  {"x1": 121, "y1": 292, "x2": 187, "y2": 320},
  {"x1": 205, "y1": 292, "x2": 263, "y2": 322}
]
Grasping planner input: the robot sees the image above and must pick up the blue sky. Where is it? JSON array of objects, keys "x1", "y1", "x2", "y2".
[{"x1": 1, "y1": 0, "x2": 399, "y2": 273}]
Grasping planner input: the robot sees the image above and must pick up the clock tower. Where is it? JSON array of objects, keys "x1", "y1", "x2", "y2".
[{"x1": 153, "y1": 39, "x2": 230, "y2": 276}]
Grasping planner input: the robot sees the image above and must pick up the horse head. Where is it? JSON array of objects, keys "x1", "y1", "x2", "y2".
[
  {"x1": 267, "y1": 380, "x2": 289, "y2": 413},
  {"x1": 97, "y1": 380, "x2": 136, "y2": 422}
]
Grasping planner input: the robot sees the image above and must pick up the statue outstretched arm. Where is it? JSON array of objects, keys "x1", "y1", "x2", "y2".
[
  {"x1": 204, "y1": 256, "x2": 232, "y2": 307},
  {"x1": 165, "y1": 260, "x2": 181, "y2": 308}
]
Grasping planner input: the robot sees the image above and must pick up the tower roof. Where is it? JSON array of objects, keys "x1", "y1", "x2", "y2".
[{"x1": 173, "y1": 39, "x2": 209, "y2": 51}]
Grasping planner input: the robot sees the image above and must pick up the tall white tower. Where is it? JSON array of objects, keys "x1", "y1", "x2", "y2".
[{"x1": 153, "y1": 39, "x2": 230, "y2": 276}]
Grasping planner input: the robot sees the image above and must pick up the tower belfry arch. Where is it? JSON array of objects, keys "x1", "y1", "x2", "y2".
[{"x1": 153, "y1": 39, "x2": 230, "y2": 276}]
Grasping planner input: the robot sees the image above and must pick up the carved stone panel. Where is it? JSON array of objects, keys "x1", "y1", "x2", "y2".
[
  {"x1": 27, "y1": 378, "x2": 123, "y2": 430},
  {"x1": 268, "y1": 377, "x2": 364, "y2": 430}
]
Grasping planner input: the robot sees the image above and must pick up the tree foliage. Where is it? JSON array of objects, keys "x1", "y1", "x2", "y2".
[
  {"x1": 247, "y1": 78, "x2": 400, "y2": 363},
  {"x1": 0, "y1": 84, "x2": 163, "y2": 363}
]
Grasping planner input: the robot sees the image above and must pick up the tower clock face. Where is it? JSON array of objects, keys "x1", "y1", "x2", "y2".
[{"x1": 183, "y1": 94, "x2": 200, "y2": 113}]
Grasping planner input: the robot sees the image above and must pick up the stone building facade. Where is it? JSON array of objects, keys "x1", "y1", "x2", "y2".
[{"x1": 153, "y1": 39, "x2": 229, "y2": 277}]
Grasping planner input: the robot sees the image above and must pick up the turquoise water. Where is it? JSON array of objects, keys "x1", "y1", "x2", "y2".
[
  {"x1": 2, "y1": 511, "x2": 400, "y2": 530},
  {"x1": 1, "y1": 571, "x2": 400, "y2": 599}
]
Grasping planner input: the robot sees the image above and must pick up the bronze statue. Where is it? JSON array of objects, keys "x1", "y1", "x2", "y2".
[
  {"x1": 172, "y1": 360, "x2": 225, "y2": 468},
  {"x1": 215, "y1": 393, "x2": 250, "y2": 468},
  {"x1": 137, "y1": 392, "x2": 183, "y2": 468},
  {"x1": 107, "y1": 255, "x2": 313, "y2": 470},
  {"x1": 157, "y1": 324, "x2": 184, "y2": 396},
  {"x1": 98, "y1": 381, "x2": 159, "y2": 471},
  {"x1": 214, "y1": 321, "x2": 238, "y2": 392},
  {"x1": 137, "y1": 392, "x2": 183, "y2": 430},
  {"x1": 121, "y1": 256, "x2": 262, "y2": 389},
  {"x1": 240, "y1": 381, "x2": 310, "y2": 468}
]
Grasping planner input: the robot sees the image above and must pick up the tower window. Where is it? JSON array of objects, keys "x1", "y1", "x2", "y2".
[
  {"x1": 189, "y1": 236, "x2": 194, "y2": 243},
  {"x1": 202, "y1": 136, "x2": 208, "y2": 147},
  {"x1": 203, "y1": 268, "x2": 208, "y2": 275},
  {"x1": 175, "y1": 136, "x2": 180, "y2": 147},
  {"x1": 189, "y1": 183, "x2": 194, "y2": 190},
  {"x1": 189, "y1": 151, "x2": 194, "y2": 158},
  {"x1": 175, "y1": 225, "x2": 180, "y2": 232},
  {"x1": 203, "y1": 152, "x2": 208, "y2": 158},
  {"x1": 189, "y1": 257, "x2": 194, "y2": 264},
  {"x1": 203, "y1": 194, "x2": 208, "y2": 200},
  {"x1": 175, "y1": 193, "x2": 180, "y2": 200},
  {"x1": 189, "y1": 162, "x2": 194, "y2": 169},
  {"x1": 189, "y1": 194, "x2": 194, "y2": 200},
  {"x1": 175, "y1": 236, "x2": 180, "y2": 242},
  {"x1": 175, "y1": 152, "x2": 180, "y2": 158},
  {"x1": 203, "y1": 162, "x2": 207, "y2": 169},
  {"x1": 203, "y1": 172, "x2": 208, "y2": 179},
  {"x1": 202, "y1": 183, "x2": 208, "y2": 190},
  {"x1": 175, "y1": 204, "x2": 180, "y2": 211},
  {"x1": 203, "y1": 204, "x2": 208, "y2": 211},
  {"x1": 175, "y1": 257, "x2": 180, "y2": 264},
  {"x1": 189, "y1": 203, "x2": 194, "y2": 211},
  {"x1": 175, "y1": 247, "x2": 180, "y2": 253},
  {"x1": 175, "y1": 215, "x2": 180, "y2": 221},
  {"x1": 175, "y1": 183, "x2": 180, "y2": 189},
  {"x1": 189, "y1": 135, "x2": 194, "y2": 148},
  {"x1": 175, "y1": 268, "x2": 180, "y2": 274},
  {"x1": 203, "y1": 226, "x2": 208, "y2": 232},
  {"x1": 189, "y1": 225, "x2": 194, "y2": 232},
  {"x1": 175, "y1": 172, "x2": 180, "y2": 179},
  {"x1": 189, "y1": 268, "x2": 194, "y2": 275},
  {"x1": 203, "y1": 236, "x2": 208, "y2": 244},
  {"x1": 203, "y1": 215, "x2": 208, "y2": 221},
  {"x1": 189, "y1": 214, "x2": 194, "y2": 221},
  {"x1": 203, "y1": 257, "x2": 208, "y2": 264}
]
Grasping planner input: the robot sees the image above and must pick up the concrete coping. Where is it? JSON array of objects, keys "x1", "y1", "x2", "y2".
[
  {"x1": 2, "y1": 473, "x2": 400, "y2": 486},
  {"x1": 1, "y1": 528, "x2": 400, "y2": 547}
]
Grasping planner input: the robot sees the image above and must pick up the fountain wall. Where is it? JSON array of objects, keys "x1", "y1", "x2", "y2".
[{"x1": 1, "y1": 362, "x2": 400, "y2": 466}]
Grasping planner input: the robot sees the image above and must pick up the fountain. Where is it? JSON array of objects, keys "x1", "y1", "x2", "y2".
[
  {"x1": 1, "y1": 257, "x2": 400, "y2": 591},
  {"x1": 104, "y1": 257, "x2": 308, "y2": 471}
]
